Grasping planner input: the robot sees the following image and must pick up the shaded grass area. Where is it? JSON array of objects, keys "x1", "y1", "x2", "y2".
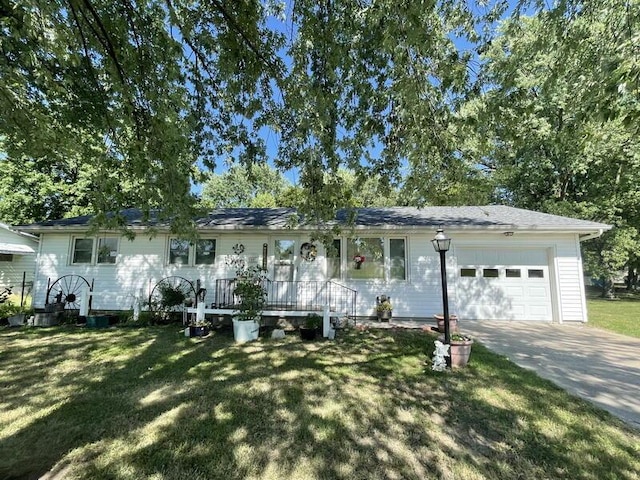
[
  {"x1": 1, "y1": 326, "x2": 639, "y2": 480},
  {"x1": 587, "y1": 287, "x2": 640, "y2": 338}
]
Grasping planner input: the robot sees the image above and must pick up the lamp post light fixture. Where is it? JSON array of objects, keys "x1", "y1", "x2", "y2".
[{"x1": 432, "y1": 228, "x2": 452, "y2": 367}]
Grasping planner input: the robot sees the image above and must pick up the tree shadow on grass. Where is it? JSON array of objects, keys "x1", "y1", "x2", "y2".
[{"x1": 0, "y1": 327, "x2": 638, "y2": 480}]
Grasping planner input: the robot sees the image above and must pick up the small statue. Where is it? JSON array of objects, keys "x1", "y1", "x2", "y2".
[{"x1": 432, "y1": 340, "x2": 450, "y2": 371}]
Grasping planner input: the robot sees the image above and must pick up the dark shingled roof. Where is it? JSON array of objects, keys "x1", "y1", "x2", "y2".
[{"x1": 19, "y1": 206, "x2": 611, "y2": 232}]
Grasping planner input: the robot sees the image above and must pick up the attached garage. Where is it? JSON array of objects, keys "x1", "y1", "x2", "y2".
[{"x1": 454, "y1": 247, "x2": 553, "y2": 321}]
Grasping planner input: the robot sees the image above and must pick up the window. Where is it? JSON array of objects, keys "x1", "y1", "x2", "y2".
[
  {"x1": 506, "y1": 268, "x2": 521, "y2": 278},
  {"x1": 73, "y1": 238, "x2": 93, "y2": 264},
  {"x1": 168, "y1": 238, "x2": 217, "y2": 266},
  {"x1": 347, "y1": 237, "x2": 384, "y2": 280},
  {"x1": 169, "y1": 239, "x2": 190, "y2": 265},
  {"x1": 528, "y1": 269, "x2": 544, "y2": 278},
  {"x1": 460, "y1": 268, "x2": 476, "y2": 277},
  {"x1": 0, "y1": 254, "x2": 13, "y2": 262},
  {"x1": 327, "y1": 239, "x2": 341, "y2": 279},
  {"x1": 195, "y1": 239, "x2": 216, "y2": 265},
  {"x1": 72, "y1": 237, "x2": 119, "y2": 264},
  {"x1": 331, "y1": 237, "x2": 406, "y2": 281},
  {"x1": 389, "y1": 239, "x2": 406, "y2": 280},
  {"x1": 97, "y1": 238, "x2": 118, "y2": 264},
  {"x1": 483, "y1": 268, "x2": 499, "y2": 278}
]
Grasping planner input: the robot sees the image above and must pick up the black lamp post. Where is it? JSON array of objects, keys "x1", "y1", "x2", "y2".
[{"x1": 432, "y1": 228, "x2": 452, "y2": 367}]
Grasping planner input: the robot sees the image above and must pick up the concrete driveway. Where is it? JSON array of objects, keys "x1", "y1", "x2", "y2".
[{"x1": 462, "y1": 321, "x2": 640, "y2": 430}]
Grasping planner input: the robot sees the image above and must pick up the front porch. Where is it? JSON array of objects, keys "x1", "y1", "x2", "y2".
[{"x1": 184, "y1": 279, "x2": 357, "y2": 324}]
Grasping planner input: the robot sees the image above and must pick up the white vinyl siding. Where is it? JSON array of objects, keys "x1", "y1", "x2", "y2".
[
  {"x1": 31, "y1": 230, "x2": 590, "y2": 323},
  {"x1": 0, "y1": 227, "x2": 38, "y2": 294},
  {"x1": 555, "y1": 237, "x2": 588, "y2": 322}
]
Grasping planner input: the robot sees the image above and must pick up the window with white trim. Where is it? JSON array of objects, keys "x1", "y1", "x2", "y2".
[
  {"x1": 333, "y1": 237, "x2": 406, "y2": 281},
  {"x1": 168, "y1": 238, "x2": 217, "y2": 266},
  {"x1": 327, "y1": 239, "x2": 341, "y2": 279},
  {"x1": 97, "y1": 238, "x2": 118, "y2": 264},
  {"x1": 72, "y1": 237, "x2": 119, "y2": 265},
  {"x1": 72, "y1": 238, "x2": 94, "y2": 264}
]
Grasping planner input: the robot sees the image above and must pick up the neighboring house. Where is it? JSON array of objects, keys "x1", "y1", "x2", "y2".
[
  {"x1": 0, "y1": 222, "x2": 39, "y2": 297},
  {"x1": 19, "y1": 206, "x2": 610, "y2": 323}
]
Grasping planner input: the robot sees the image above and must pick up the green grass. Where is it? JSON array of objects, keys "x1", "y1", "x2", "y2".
[
  {"x1": 1, "y1": 326, "x2": 639, "y2": 480},
  {"x1": 587, "y1": 288, "x2": 640, "y2": 338}
]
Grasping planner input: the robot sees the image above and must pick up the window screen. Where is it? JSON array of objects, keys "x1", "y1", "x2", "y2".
[
  {"x1": 73, "y1": 238, "x2": 93, "y2": 264},
  {"x1": 389, "y1": 239, "x2": 406, "y2": 280},
  {"x1": 97, "y1": 238, "x2": 118, "y2": 264},
  {"x1": 196, "y1": 239, "x2": 216, "y2": 265}
]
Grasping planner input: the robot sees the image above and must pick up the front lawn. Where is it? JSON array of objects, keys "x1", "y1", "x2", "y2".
[
  {"x1": 1, "y1": 326, "x2": 638, "y2": 480},
  {"x1": 587, "y1": 288, "x2": 640, "y2": 338}
]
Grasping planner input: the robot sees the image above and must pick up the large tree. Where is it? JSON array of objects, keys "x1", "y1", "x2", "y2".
[
  {"x1": 465, "y1": 0, "x2": 640, "y2": 295},
  {"x1": 1, "y1": 0, "x2": 495, "y2": 231},
  {"x1": 1, "y1": 0, "x2": 283, "y2": 230}
]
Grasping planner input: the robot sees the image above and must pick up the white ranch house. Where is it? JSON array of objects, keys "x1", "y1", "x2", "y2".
[
  {"x1": 0, "y1": 223, "x2": 39, "y2": 297},
  {"x1": 20, "y1": 206, "x2": 610, "y2": 323}
]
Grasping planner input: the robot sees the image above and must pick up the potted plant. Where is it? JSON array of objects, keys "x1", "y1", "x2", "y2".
[
  {"x1": 449, "y1": 333, "x2": 473, "y2": 368},
  {"x1": 188, "y1": 320, "x2": 210, "y2": 337},
  {"x1": 300, "y1": 313, "x2": 322, "y2": 340},
  {"x1": 7, "y1": 305, "x2": 30, "y2": 327},
  {"x1": 433, "y1": 313, "x2": 458, "y2": 333},
  {"x1": 232, "y1": 265, "x2": 267, "y2": 343},
  {"x1": 376, "y1": 296, "x2": 392, "y2": 322}
]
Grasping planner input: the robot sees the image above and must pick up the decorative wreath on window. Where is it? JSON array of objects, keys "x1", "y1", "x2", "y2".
[
  {"x1": 232, "y1": 243, "x2": 245, "y2": 255},
  {"x1": 300, "y1": 242, "x2": 317, "y2": 262}
]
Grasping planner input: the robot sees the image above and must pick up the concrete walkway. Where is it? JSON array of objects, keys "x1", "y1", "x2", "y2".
[
  {"x1": 461, "y1": 321, "x2": 640, "y2": 430},
  {"x1": 361, "y1": 319, "x2": 640, "y2": 429}
]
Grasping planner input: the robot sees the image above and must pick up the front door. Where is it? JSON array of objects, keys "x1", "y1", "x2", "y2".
[{"x1": 272, "y1": 237, "x2": 296, "y2": 306}]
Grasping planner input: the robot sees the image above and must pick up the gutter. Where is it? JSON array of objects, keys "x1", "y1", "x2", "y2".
[{"x1": 579, "y1": 229, "x2": 605, "y2": 242}]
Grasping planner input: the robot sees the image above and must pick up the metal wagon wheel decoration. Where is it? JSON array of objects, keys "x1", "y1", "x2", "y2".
[
  {"x1": 46, "y1": 274, "x2": 92, "y2": 311},
  {"x1": 148, "y1": 276, "x2": 196, "y2": 313}
]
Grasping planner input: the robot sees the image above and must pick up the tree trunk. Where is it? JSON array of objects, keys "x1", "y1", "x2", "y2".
[{"x1": 601, "y1": 277, "x2": 616, "y2": 299}]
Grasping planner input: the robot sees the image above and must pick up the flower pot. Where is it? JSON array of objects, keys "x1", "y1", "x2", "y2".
[
  {"x1": 233, "y1": 319, "x2": 259, "y2": 343},
  {"x1": 87, "y1": 315, "x2": 109, "y2": 328},
  {"x1": 189, "y1": 325, "x2": 210, "y2": 337},
  {"x1": 450, "y1": 339, "x2": 473, "y2": 368},
  {"x1": 377, "y1": 311, "x2": 392, "y2": 322},
  {"x1": 434, "y1": 314, "x2": 458, "y2": 333},
  {"x1": 299, "y1": 326, "x2": 318, "y2": 341},
  {"x1": 8, "y1": 314, "x2": 25, "y2": 327}
]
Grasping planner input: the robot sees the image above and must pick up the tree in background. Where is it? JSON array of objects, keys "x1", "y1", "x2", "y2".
[
  {"x1": 464, "y1": 0, "x2": 640, "y2": 296},
  {"x1": 200, "y1": 164, "x2": 399, "y2": 209},
  {"x1": 200, "y1": 164, "x2": 289, "y2": 209}
]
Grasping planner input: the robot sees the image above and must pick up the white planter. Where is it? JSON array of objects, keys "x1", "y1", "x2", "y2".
[
  {"x1": 233, "y1": 319, "x2": 259, "y2": 343},
  {"x1": 8, "y1": 314, "x2": 25, "y2": 327}
]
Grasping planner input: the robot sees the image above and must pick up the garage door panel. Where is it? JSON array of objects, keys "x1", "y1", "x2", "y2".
[
  {"x1": 505, "y1": 285, "x2": 525, "y2": 297},
  {"x1": 456, "y1": 248, "x2": 552, "y2": 321}
]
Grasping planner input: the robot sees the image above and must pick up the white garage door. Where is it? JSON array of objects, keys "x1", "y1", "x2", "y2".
[{"x1": 455, "y1": 248, "x2": 552, "y2": 321}]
